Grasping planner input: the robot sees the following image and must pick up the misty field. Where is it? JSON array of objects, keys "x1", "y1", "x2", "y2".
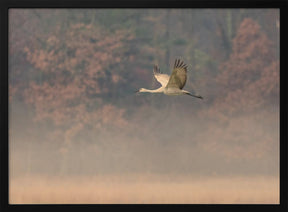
[{"x1": 10, "y1": 174, "x2": 279, "y2": 204}]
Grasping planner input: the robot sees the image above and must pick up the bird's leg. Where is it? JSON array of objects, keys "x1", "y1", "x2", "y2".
[
  {"x1": 182, "y1": 90, "x2": 203, "y2": 99},
  {"x1": 186, "y1": 93, "x2": 203, "y2": 99}
]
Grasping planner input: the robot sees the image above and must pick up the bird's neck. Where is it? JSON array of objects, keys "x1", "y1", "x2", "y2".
[{"x1": 140, "y1": 87, "x2": 164, "y2": 93}]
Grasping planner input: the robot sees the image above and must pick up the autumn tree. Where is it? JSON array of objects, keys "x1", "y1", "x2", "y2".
[
  {"x1": 205, "y1": 18, "x2": 279, "y2": 121},
  {"x1": 197, "y1": 18, "x2": 279, "y2": 161},
  {"x1": 20, "y1": 23, "x2": 134, "y2": 159}
]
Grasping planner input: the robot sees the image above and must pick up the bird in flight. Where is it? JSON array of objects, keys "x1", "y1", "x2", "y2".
[{"x1": 137, "y1": 59, "x2": 203, "y2": 99}]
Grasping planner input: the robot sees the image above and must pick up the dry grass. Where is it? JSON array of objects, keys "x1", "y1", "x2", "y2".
[{"x1": 9, "y1": 174, "x2": 279, "y2": 204}]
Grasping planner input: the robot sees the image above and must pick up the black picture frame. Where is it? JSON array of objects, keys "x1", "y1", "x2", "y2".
[{"x1": 1, "y1": 0, "x2": 287, "y2": 211}]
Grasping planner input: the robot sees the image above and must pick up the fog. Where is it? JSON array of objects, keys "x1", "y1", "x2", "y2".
[
  {"x1": 9, "y1": 9, "x2": 279, "y2": 203},
  {"x1": 10, "y1": 95, "x2": 279, "y2": 175},
  {"x1": 9, "y1": 96, "x2": 279, "y2": 203}
]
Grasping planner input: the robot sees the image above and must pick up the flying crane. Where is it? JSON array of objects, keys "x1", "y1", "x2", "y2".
[{"x1": 137, "y1": 59, "x2": 203, "y2": 99}]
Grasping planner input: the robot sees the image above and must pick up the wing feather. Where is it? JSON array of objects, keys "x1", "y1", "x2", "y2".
[
  {"x1": 153, "y1": 65, "x2": 170, "y2": 87},
  {"x1": 166, "y1": 59, "x2": 188, "y2": 89}
]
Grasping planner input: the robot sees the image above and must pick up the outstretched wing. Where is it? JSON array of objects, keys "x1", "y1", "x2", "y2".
[
  {"x1": 153, "y1": 65, "x2": 170, "y2": 87},
  {"x1": 166, "y1": 59, "x2": 188, "y2": 89}
]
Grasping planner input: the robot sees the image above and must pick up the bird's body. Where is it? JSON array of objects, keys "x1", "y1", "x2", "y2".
[{"x1": 137, "y1": 59, "x2": 203, "y2": 99}]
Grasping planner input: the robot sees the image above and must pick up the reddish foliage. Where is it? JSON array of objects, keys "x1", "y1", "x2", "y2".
[
  {"x1": 22, "y1": 23, "x2": 133, "y2": 144},
  {"x1": 205, "y1": 18, "x2": 279, "y2": 120}
]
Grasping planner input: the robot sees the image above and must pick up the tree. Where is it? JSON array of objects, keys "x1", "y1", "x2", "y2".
[
  {"x1": 19, "y1": 22, "x2": 136, "y2": 174},
  {"x1": 206, "y1": 18, "x2": 279, "y2": 120},
  {"x1": 24, "y1": 22, "x2": 134, "y2": 132}
]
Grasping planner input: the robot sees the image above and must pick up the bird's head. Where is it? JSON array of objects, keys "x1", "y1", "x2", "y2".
[
  {"x1": 135, "y1": 88, "x2": 146, "y2": 93},
  {"x1": 138, "y1": 88, "x2": 145, "y2": 92}
]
